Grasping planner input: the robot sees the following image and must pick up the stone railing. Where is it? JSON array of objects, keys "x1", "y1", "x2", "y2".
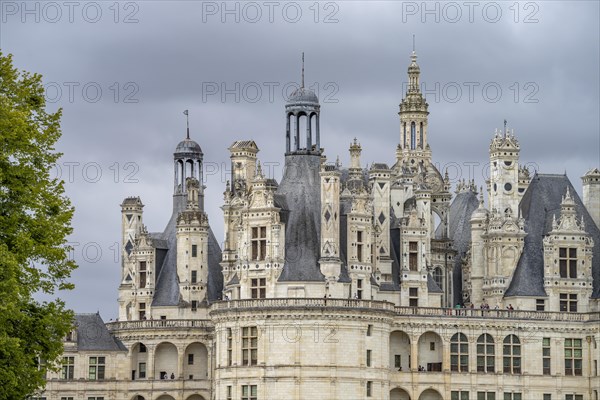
[
  {"x1": 211, "y1": 297, "x2": 396, "y2": 312},
  {"x1": 106, "y1": 319, "x2": 212, "y2": 332},
  {"x1": 211, "y1": 298, "x2": 600, "y2": 322}
]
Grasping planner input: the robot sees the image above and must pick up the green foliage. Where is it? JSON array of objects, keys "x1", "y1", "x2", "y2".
[{"x1": 0, "y1": 52, "x2": 77, "y2": 399}]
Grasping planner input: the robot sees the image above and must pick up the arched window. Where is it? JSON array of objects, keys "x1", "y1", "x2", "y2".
[
  {"x1": 432, "y1": 267, "x2": 443, "y2": 291},
  {"x1": 503, "y1": 335, "x2": 521, "y2": 374},
  {"x1": 477, "y1": 334, "x2": 495, "y2": 372},
  {"x1": 450, "y1": 333, "x2": 469, "y2": 372},
  {"x1": 403, "y1": 122, "x2": 407, "y2": 147},
  {"x1": 410, "y1": 122, "x2": 416, "y2": 150},
  {"x1": 419, "y1": 122, "x2": 424, "y2": 149}
]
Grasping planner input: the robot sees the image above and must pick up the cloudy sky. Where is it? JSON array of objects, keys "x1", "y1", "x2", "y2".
[{"x1": 2, "y1": 1, "x2": 598, "y2": 319}]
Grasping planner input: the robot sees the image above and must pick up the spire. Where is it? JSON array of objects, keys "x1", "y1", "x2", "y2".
[
  {"x1": 503, "y1": 119, "x2": 507, "y2": 138},
  {"x1": 184, "y1": 109, "x2": 190, "y2": 139},
  {"x1": 412, "y1": 34, "x2": 415, "y2": 52},
  {"x1": 301, "y1": 52, "x2": 305, "y2": 89}
]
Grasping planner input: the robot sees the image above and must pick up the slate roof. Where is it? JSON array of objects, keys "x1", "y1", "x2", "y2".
[
  {"x1": 73, "y1": 314, "x2": 126, "y2": 352},
  {"x1": 152, "y1": 193, "x2": 223, "y2": 306},
  {"x1": 427, "y1": 274, "x2": 443, "y2": 293},
  {"x1": 506, "y1": 174, "x2": 600, "y2": 298},
  {"x1": 438, "y1": 190, "x2": 480, "y2": 305},
  {"x1": 277, "y1": 155, "x2": 325, "y2": 282}
]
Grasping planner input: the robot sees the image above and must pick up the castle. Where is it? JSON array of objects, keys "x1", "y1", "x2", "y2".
[{"x1": 38, "y1": 50, "x2": 600, "y2": 400}]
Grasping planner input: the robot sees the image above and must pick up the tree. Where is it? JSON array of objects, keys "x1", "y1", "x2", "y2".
[{"x1": 0, "y1": 52, "x2": 77, "y2": 399}]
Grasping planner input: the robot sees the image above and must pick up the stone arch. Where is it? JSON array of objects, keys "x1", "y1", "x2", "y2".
[
  {"x1": 186, "y1": 396, "x2": 206, "y2": 400},
  {"x1": 389, "y1": 330, "x2": 411, "y2": 371},
  {"x1": 183, "y1": 342, "x2": 209, "y2": 380},
  {"x1": 154, "y1": 342, "x2": 178, "y2": 380},
  {"x1": 131, "y1": 396, "x2": 145, "y2": 400},
  {"x1": 417, "y1": 331, "x2": 442, "y2": 371},
  {"x1": 390, "y1": 387, "x2": 411, "y2": 400},
  {"x1": 418, "y1": 388, "x2": 442, "y2": 400},
  {"x1": 155, "y1": 396, "x2": 176, "y2": 400},
  {"x1": 130, "y1": 342, "x2": 148, "y2": 380}
]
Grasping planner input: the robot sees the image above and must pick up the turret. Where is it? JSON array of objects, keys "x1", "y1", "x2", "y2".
[
  {"x1": 176, "y1": 177, "x2": 210, "y2": 309},
  {"x1": 488, "y1": 127, "x2": 520, "y2": 216},
  {"x1": 319, "y1": 161, "x2": 342, "y2": 296},
  {"x1": 120, "y1": 196, "x2": 144, "y2": 261},
  {"x1": 469, "y1": 190, "x2": 488, "y2": 306},
  {"x1": 582, "y1": 168, "x2": 600, "y2": 228}
]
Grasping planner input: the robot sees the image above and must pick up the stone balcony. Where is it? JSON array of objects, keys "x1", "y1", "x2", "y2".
[{"x1": 210, "y1": 298, "x2": 600, "y2": 322}]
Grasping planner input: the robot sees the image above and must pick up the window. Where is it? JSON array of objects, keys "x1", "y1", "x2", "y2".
[
  {"x1": 409, "y1": 241, "x2": 418, "y2": 271},
  {"x1": 191, "y1": 270, "x2": 197, "y2": 284},
  {"x1": 564, "y1": 338, "x2": 582, "y2": 376},
  {"x1": 536, "y1": 299, "x2": 545, "y2": 311},
  {"x1": 188, "y1": 354, "x2": 194, "y2": 365},
  {"x1": 560, "y1": 293, "x2": 577, "y2": 312},
  {"x1": 357, "y1": 230, "x2": 364, "y2": 262},
  {"x1": 88, "y1": 356, "x2": 105, "y2": 380},
  {"x1": 242, "y1": 326, "x2": 258, "y2": 366},
  {"x1": 394, "y1": 355, "x2": 401, "y2": 369},
  {"x1": 366, "y1": 324, "x2": 373, "y2": 336},
  {"x1": 451, "y1": 333, "x2": 469, "y2": 372},
  {"x1": 191, "y1": 244, "x2": 198, "y2": 257},
  {"x1": 227, "y1": 328, "x2": 233, "y2": 366},
  {"x1": 366, "y1": 350, "x2": 372, "y2": 367},
  {"x1": 191, "y1": 300, "x2": 198, "y2": 311},
  {"x1": 543, "y1": 337, "x2": 551, "y2": 375},
  {"x1": 250, "y1": 278, "x2": 266, "y2": 299},
  {"x1": 544, "y1": 395, "x2": 551, "y2": 400},
  {"x1": 503, "y1": 335, "x2": 521, "y2": 374},
  {"x1": 139, "y1": 261, "x2": 147, "y2": 288},
  {"x1": 226, "y1": 386, "x2": 232, "y2": 400},
  {"x1": 477, "y1": 393, "x2": 496, "y2": 400},
  {"x1": 138, "y1": 362, "x2": 146, "y2": 378},
  {"x1": 452, "y1": 392, "x2": 469, "y2": 400},
  {"x1": 88, "y1": 397, "x2": 105, "y2": 400},
  {"x1": 410, "y1": 122, "x2": 416, "y2": 150},
  {"x1": 366, "y1": 381, "x2": 372, "y2": 397},
  {"x1": 433, "y1": 267, "x2": 443, "y2": 291},
  {"x1": 419, "y1": 122, "x2": 424, "y2": 149},
  {"x1": 477, "y1": 333, "x2": 495, "y2": 373},
  {"x1": 559, "y1": 247, "x2": 577, "y2": 278},
  {"x1": 241, "y1": 385, "x2": 257, "y2": 400},
  {"x1": 504, "y1": 394, "x2": 521, "y2": 400},
  {"x1": 409, "y1": 287, "x2": 418, "y2": 307},
  {"x1": 565, "y1": 396, "x2": 583, "y2": 400},
  {"x1": 139, "y1": 302, "x2": 146, "y2": 320},
  {"x1": 61, "y1": 356, "x2": 74, "y2": 380},
  {"x1": 139, "y1": 343, "x2": 147, "y2": 353},
  {"x1": 60, "y1": 398, "x2": 74, "y2": 400},
  {"x1": 251, "y1": 227, "x2": 267, "y2": 261},
  {"x1": 357, "y1": 279, "x2": 363, "y2": 299},
  {"x1": 429, "y1": 341, "x2": 435, "y2": 351}
]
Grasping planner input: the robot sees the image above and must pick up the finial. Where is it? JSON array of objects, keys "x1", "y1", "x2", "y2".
[
  {"x1": 256, "y1": 160, "x2": 263, "y2": 177},
  {"x1": 335, "y1": 155, "x2": 341, "y2": 168},
  {"x1": 413, "y1": 34, "x2": 415, "y2": 52},
  {"x1": 301, "y1": 52, "x2": 305, "y2": 89},
  {"x1": 503, "y1": 119, "x2": 507, "y2": 138},
  {"x1": 183, "y1": 109, "x2": 190, "y2": 139}
]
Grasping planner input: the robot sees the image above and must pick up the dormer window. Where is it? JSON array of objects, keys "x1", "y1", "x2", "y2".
[{"x1": 559, "y1": 248, "x2": 577, "y2": 278}]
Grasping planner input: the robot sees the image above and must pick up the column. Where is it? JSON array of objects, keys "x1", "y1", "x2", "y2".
[{"x1": 147, "y1": 344, "x2": 155, "y2": 379}]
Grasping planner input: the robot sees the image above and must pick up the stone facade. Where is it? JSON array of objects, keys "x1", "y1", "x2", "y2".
[{"x1": 37, "y1": 50, "x2": 600, "y2": 400}]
